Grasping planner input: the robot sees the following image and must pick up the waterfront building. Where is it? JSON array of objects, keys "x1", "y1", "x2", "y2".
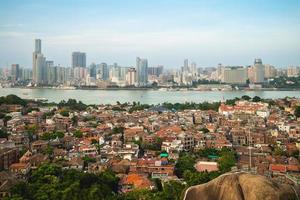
[
  {"x1": 32, "y1": 39, "x2": 46, "y2": 85},
  {"x1": 264, "y1": 64, "x2": 277, "y2": 79},
  {"x1": 221, "y1": 66, "x2": 248, "y2": 84},
  {"x1": 253, "y1": 58, "x2": 265, "y2": 83},
  {"x1": 126, "y1": 68, "x2": 137, "y2": 86},
  {"x1": 11, "y1": 64, "x2": 20, "y2": 83},
  {"x1": 136, "y1": 57, "x2": 148, "y2": 86},
  {"x1": 287, "y1": 66, "x2": 300, "y2": 77},
  {"x1": 97, "y1": 63, "x2": 109, "y2": 80}
]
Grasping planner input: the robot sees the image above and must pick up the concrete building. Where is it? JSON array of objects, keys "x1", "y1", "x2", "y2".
[
  {"x1": 222, "y1": 66, "x2": 248, "y2": 84},
  {"x1": 72, "y1": 52, "x2": 86, "y2": 68},
  {"x1": 148, "y1": 65, "x2": 163, "y2": 77},
  {"x1": 126, "y1": 68, "x2": 137, "y2": 86},
  {"x1": 136, "y1": 57, "x2": 148, "y2": 86},
  {"x1": 264, "y1": 64, "x2": 277, "y2": 79},
  {"x1": 253, "y1": 58, "x2": 265, "y2": 83},
  {"x1": 287, "y1": 66, "x2": 300, "y2": 77},
  {"x1": 11, "y1": 64, "x2": 20, "y2": 83}
]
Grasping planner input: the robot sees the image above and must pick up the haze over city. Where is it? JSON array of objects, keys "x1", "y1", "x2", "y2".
[{"x1": 1, "y1": 0, "x2": 300, "y2": 68}]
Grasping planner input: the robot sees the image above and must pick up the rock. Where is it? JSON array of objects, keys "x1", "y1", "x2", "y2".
[{"x1": 184, "y1": 172, "x2": 299, "y2": 200}]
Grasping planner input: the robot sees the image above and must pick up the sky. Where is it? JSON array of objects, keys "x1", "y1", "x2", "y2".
[{"x1": 0, "y1": 0, "x2": 300, "y2": 68}]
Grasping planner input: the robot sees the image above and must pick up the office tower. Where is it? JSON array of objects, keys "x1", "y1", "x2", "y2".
[
  {"x1": 97, "y1": 63, "x2": 109, "y2": 80},
  {"x1": 119, "y1": 67, "x2": 130, "y2": 81},
  {"x1": 35, "y1": 54, "x2": 46, "y2": 85},
  {"x1": 89, "y1": 63, "x2": 97, "y2": 78},
  {"x1": 32, "y1": 39, "x2": 46, "y2": 85},
  {"x1": 184, "y1": 59, "x2": 189, "y2": 72},
  {"x1": 110, "y1": 64, "x2": 120, "y2": 82},
  {"x1": 21, "y1": 68, "x2": 32, "y2": 81},
  {"x1": 35, "y1": 39, "x2": 41, "y2": 53},
  {"x1": 148, "y1": 65, "x2": 164, "y2": 77},
  {"x1": 222, "y1": 66, "x2": 248, "y2": 84},
  {"x1": 72, "y1": 52, "x2": 86, "y2": 68},
  {"x1": 126, "y1": 68, "x2": 137, "y2": 86},
  {"x1": 253, "y1": 58, "x2": 265, "y2": 83},
  {"x1": 11, "y1": 64, "x2": 20, "y2": 83},
  {"x1": 136, "y1": 57, "x2": 148, "y2": 86}
]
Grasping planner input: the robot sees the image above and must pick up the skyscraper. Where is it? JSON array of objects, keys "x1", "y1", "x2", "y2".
[
  {"x1": 32, "y1": 39, "x2": 46, "y2": 85},
  {"x1": 35, "y1": 39, "x2": 41, "y2": 53},
  {"x1": 72, "y1": 52, "x2": 86, "y2": 68},
  {"x1": 253, "y1": 58, "x2": 265, "y2": 83},
  {"x1": 136, "y1": 57, "x2": 148, "y2": 86},
  {"x1": 97, "y1": 63, "x2": 109, "y2": 80},
  {"x1": 11, "y1": 64, "x2": 20, "y2": 83}
]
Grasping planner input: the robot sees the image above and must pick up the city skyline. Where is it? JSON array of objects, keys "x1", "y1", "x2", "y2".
[{"x1": 0, "y1": 0, "x2": 300, "y2": 68}]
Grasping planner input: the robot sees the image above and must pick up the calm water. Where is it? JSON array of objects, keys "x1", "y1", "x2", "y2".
[{"x1": 1, "y1": 88, "x2": 300, "y2": 104}]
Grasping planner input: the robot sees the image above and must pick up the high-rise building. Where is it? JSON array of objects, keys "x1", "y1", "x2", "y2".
[
  {"x1": 72, "y1": 52, "x2": 86, "y2": 68},
  {"x1": 221, "y1": 66, "x2": 248, "y2": 84},
  {"x1": 35, "y1": 54, "x2": 46, "y2": 85},
  {"x1": 264, "y1": 64, "x2": 277, "y2": 79},
  {"x1": 253, "y1": 58, "x2": 265, "y2": 83},
  {"x1": 136, "y1": 57, "x2": 148, "y2": 86},
  {"x1": 89, "y1": 63, "x2": 97, "y2": 78},
  {"x1": 32, "y1": 39, "x2": 46, "y2": 85},
  {"x1": 184, "y1": 59, "x2": 189, "y2": 72},
  {"x1": 148, "y1": 65, "x2": 163, "y2": 77},
  {"x1": 287, "y1": 66, "x2": 300, "y2": 77},
  {"x1": 97, "y1": 63, "x2": 109, "y2": 80},
  {"x1": 35, "y1": 39, "x2": 41, "y2": 53},
  {"x1": 11, "y1": 64, "x2": 20, "y2": 83},
  {"x1": 126, "y1": 68, "x2": 137, "y2": 86}
]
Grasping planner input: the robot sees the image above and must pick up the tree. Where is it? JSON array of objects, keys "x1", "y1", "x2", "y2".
[
  {"x1": 199, "y1": 127, "x2": 209, "y2": 133},
  {"x1": 218, "y1": 149, "x2": 236, "y2": 172},
  {"x1": 294, "y1": 106, "x2": 300, "y2": 118},
  {"x1": 60, "y1": 109, "x2": 69, "y2": 117},
  {"x1": 0, "y1": 129, "x2": 8, "y2": 138},
  {"x1": 175, "y1": 153, "x2": 196, "y2": 178},
  {"x1": 252, "y1": 96, "x2": 261, "y2": 102},
  {"x1": 241, "y1": 95, "x2": 251, "y2": 101},
  {"x1": 73, "y1": 130, "x2": 83, "y2": 138}
]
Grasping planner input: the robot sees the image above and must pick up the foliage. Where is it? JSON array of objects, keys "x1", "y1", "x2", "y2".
[
  {"x1": 73, "y1": 130, "x2": 83, "y2": 138},
  {"x1": 40, "y1": 131, "x2": 65, "y2": 140},
  {"x1": 10, "y1": 164, "x2": 119, "y2": 200},
  {"x1": 294, "y1": 106, "x2": 300, "y2": 118},
  {"x1": 0, "y1": 129, "x2": 8, "y2": 138},
  {"x1": 162, "y1": 101, "x2": 220, "y2": 111},
  {"x1": 141, "y1": 137, "x2": 162, "y2": 151},
  {"x1": 199, "y1": 127, "x2": 209, "y2": 133},
  {"x1": 112, "y1": 127, "x2": 124, "y2": 134},
  {"x1": 269, "y1": 76, "x2": 300, "y2": 88},
  {"x1": 252, "y1": 96, "x2": 261, "y2": 102},
  {"x1": 60, "y1": 109, "x2": 70, "y2": 117},
  {"x1": 175, "y1": 153, "x2": 196, "y2": 178},
  {"x1": 129, "y1": 103, "x2": 151, "y2": 113},
  {"x1": 0, "y1": 94, "x2": 27, "y2": 106},
  {"x1": 58, "y1": 99, "x2": 87, "y2": 111},
  {"x1": 217, "y1": 148, "x2": 236, "y2": 172},
  {"x1": 119, "y1": 180, "x2": 185, "y2": 200},
  {"x1": 183, "y1": 170, "x2": 221, "y2": 186},
  {"x1": 241, "y1": 95, "x2": 251, "y2": 101}
]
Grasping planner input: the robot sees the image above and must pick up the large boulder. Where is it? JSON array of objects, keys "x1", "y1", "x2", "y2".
[{"x1": 184, "y1": 172, "x2": 299, "y2": 200}]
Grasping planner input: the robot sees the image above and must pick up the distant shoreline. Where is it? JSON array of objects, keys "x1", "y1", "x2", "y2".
[{"x1": 5, "y1": 86, "x2": 300, "y2": 91}]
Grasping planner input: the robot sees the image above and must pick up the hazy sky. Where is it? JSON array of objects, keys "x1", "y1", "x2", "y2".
[{"x1": 0, "y1": 0, "x2": 300, "y2": 68}]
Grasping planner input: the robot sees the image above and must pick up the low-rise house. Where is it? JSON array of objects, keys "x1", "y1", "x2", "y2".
[
  {"x1": 9, "y1": 162, "x2": 31, "y2": 179},
  {"x1": 0, "y1": 148, "x2": 19, "y2": 170},
  {"x1": 119, "y1": 173, "x2": 154, "y2": 193}
]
